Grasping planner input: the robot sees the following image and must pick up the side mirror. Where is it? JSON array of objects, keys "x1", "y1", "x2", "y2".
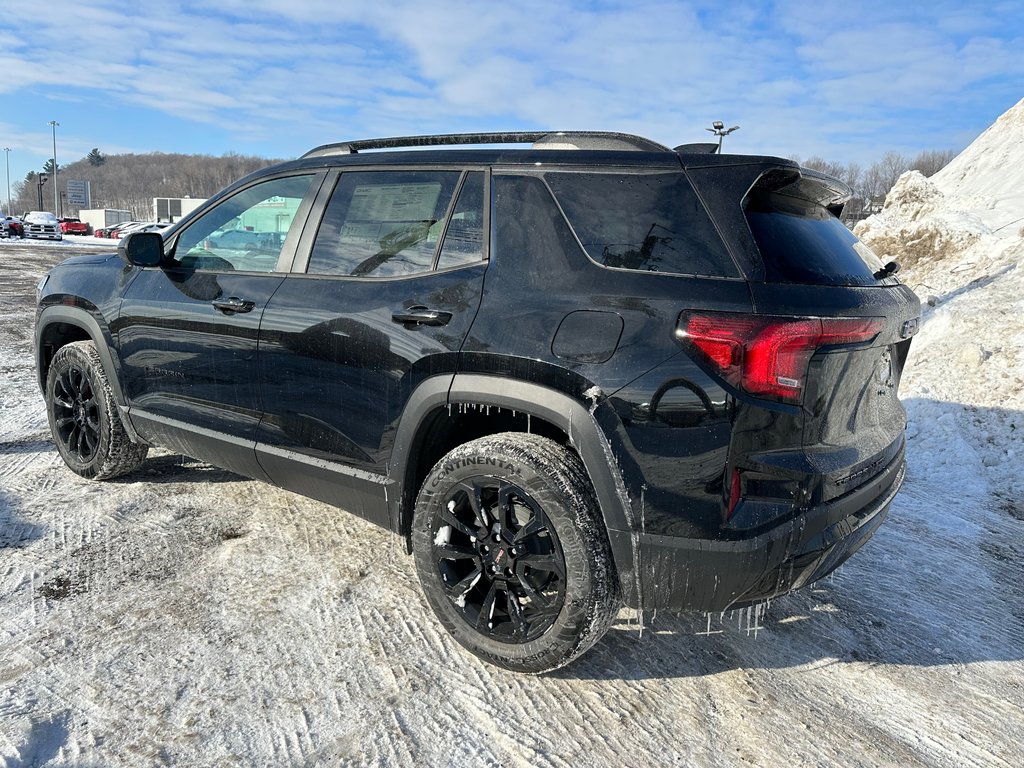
[{"x1": 119, "y1": 231, "x2": 165, "y2": 267}]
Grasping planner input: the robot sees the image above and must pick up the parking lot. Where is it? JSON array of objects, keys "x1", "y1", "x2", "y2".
[{"x1": 1, "y1": 240, "x2": 1022, "y2": 767}]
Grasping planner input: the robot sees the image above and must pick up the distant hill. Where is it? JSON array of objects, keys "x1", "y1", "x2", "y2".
[{"x1": 13, "y1": 151, "x2": 284, "y2": 218}]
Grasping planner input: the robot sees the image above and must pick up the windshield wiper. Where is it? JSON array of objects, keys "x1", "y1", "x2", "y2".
[{"x1": 873, "y1": 260, "x2": 900, "y2": 280}]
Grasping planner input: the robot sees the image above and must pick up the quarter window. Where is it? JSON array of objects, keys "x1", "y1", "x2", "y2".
[
  {"x1": 437, "y1": 171, "x2": 486, "y2": 270},
  {"x1": 174, "y1": 175, "x2": 314, "y2": 272},
  {"x1": 545, "y1": 172, "x2": 738, "y2": 278}
]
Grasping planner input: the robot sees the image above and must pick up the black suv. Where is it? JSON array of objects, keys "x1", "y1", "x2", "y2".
[{"x1": 35, "y1": 131, "x2": 919, "y2": 672}]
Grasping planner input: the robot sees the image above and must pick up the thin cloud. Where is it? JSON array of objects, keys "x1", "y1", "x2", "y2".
[{"x1": 1, "y1": 0, "x2": 1021, "y2": 181}]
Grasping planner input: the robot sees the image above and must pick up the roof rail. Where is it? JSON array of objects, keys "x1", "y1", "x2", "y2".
[{"x1": 301, "y1": 131, "x2": 671, "y2": 158}]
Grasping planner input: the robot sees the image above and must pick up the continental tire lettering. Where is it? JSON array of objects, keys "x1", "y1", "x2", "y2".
[{"x1": 431, "y1": 456, "x2": 523, "y2": 487}]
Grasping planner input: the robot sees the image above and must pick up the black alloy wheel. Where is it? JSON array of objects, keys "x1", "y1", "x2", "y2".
[
  {"x1": 433, "y1": 477, "x2": 567, "y2": 643},
  {"x1": 51, "y1": 364, "x2": 101, "y2": 464},
  {"x1": 45, "y1": 341, "x2": 148, "y2": 480},
  {"x1": 412, "y1": 433, "x2": 621, "y2": 673}
]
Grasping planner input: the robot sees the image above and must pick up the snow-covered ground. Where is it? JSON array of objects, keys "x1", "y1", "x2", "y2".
[{"x1": 2, "y1": 100, "x2": 1024, "y2": 765}]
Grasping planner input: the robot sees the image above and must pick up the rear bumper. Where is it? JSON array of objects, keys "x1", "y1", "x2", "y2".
[{"x1": 626, "y1": 444, "x2": 905, "y2": 612}]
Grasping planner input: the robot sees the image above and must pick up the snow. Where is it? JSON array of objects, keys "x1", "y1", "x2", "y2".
[{"x1": 2, "y1": 99, "x2": 1024, "y2": 765}]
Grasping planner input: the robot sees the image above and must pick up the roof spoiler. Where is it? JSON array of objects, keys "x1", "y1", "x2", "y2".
[
  {"x1": 749, "y1": 166, "x2": 853, "y2": 217},
  {"x1": 673, "y1": 142, "x2": 720, "y2": 154}
]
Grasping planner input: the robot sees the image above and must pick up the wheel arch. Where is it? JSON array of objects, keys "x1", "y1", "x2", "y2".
[
  {"x1": 36, "y1": 305, "x2": 126, "y2": 408},
  {"x1": 389, "y1": 373, "x2": 637, "y2": 594}
]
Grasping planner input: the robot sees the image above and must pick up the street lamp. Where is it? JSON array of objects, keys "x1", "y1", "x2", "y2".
[
  {"x1": 2, "y1": 147, "x2": 10, "y2": 216},
  {"x1": 48, "y1": 120, "x2": 59, "y2": 215},
  {"x1": 705, "y1": 120, "x2": 740, "y2": 153}
]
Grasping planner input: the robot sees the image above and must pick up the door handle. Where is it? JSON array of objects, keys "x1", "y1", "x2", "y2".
[
  {"x1": 391, "y1": 306, "x2": 452, "y2": 326},
  {"x1": 212, "y1": 296, "x2": 256, "y2": 314}
]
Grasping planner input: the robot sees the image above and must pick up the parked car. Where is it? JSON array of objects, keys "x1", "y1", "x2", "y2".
[
  {"x1": 2, "y1": 215, "x2": 23, "y2": 237},
  {"x1": 108, "y1": 221, "x2": 146, "y2": 239},
  {"x1": 58, "y1": 217, "x2": 89, "y2": 235},
  {"x1": 94, "y1": 221, "x2": 139, "y2": 238},
  {"x1": 22, "y1": 211, "x2": 62, "y2": 241},
  {"x1": 34, "y1": 131, "x2": 920, "y2": 673},
  {"x1": 132, "y1": 222, "x2": 172, "y2": 235}
]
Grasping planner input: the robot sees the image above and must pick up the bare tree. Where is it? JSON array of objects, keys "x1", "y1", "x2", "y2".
[
  {"x1": 910, "y1": 149, "x2": 957, "y2": 177},
  {"x1": 801, "y1": 156, "x2": 847, "y2": 179},
  {"x1": 875, "y1": 152, "x2": 911, "y2": 198}
]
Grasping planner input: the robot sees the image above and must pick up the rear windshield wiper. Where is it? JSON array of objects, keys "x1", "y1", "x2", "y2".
[{"x1": 873, "y1": 260, "x2": 900, "y2": 280}]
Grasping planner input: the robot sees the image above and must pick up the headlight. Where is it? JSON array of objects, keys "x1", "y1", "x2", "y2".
[{"x1": 36, "y1": 274, "x2": 49, "y2": 304}]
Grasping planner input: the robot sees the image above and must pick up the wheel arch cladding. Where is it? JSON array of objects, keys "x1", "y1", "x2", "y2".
[
  {"x1": 36, "y1": 305, "x2": 126, "y2": 406},
  {"x1": 389, "y1": 373, "x2": 639, "y2": 597}
]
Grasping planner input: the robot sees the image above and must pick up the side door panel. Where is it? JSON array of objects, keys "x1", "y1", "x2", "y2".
[
  {"x1": 118, "y1": 270, "x2": 284, "y2": 480},
  {"x1": 256, "y1": 267, "x2": 485, "y2": 522},
  {"x1": 116, "y1": 172, "x2": 321, "y2": 480},
  {"x1": 256, "y1": 168, "x2": 488, "y2": 525}
]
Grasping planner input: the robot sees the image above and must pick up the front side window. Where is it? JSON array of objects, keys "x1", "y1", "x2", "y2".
[
  {"x1": 308, "y1": 171, "x2": 461, "y2": 277},
  {"x1": 174, "y1": 174, "x2": 314, "y2": 272}
]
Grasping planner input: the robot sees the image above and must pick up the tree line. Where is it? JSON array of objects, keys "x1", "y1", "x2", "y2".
[
  {"x1": 10, "y1": 149, "x2": 281, "y2": 218},
  {"x1": 9, "y1": 145, "x2": 958, "y2": 222},
  {"x1": 794, "y1": 149, "x2": 958, "y2": 219}
]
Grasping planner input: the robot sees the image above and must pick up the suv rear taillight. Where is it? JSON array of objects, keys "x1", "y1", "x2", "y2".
[{"x1": 676, "y1": 311, "x2": 882, "y2": 404}]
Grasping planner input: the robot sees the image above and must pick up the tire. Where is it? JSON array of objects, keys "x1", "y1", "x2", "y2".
[
  {"x1": 411, "y1": 433, "x2": 621, "y2": 673},
  {"x1": 45, "y1": 341, "x2": 148, "y2": 480}
]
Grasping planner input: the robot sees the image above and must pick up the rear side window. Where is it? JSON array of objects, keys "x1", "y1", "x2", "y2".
[
  {"x1": 746, "y1": 194, "x2": 886, "y2": 286},
  {"x1": 308, "y1": 171, "x2": 460, "y2": 277},
  {"x1": 545, "y1": 172, "x2": 738, "y2": 278}
]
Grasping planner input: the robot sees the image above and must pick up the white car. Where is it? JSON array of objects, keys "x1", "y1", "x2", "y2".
[
  {"x1": 115, "y1": 221, "x2": 171, "y2": 239},
  {"x1": 22, "y1": 211, "x2": 62, "y2": 241},
  {"x1": 128, "y1": 222, "x2": 172, "y2": 236}
]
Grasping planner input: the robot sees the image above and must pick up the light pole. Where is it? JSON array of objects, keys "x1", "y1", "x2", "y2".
[
  {"x1": 2, "y1": 147, "x2": 9, "y2": 216},
  {"x1": 705, "y1": 120, "x2": 740, "y2": 153},
  {"x1": 48, "y1": 120, "x2": 59, "y2": 215}
]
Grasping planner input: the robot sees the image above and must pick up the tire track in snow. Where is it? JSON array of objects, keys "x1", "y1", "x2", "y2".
[{"x1": 2, "y1": 243, "x2": 1024, "y2": 767}]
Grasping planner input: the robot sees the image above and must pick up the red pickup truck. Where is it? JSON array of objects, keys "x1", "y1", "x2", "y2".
[{"x1": 59, "y1": 217, "x2": 89, "y2": 235}]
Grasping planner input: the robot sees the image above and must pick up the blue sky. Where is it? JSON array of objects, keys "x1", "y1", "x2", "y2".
[{"x1": 1, "y1": 0, "x2": 1022, "y2": 202}]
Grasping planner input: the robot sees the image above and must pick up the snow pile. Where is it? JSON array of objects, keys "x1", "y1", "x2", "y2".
[
  {"x1": 931, "y1": 97, "x2": 1024, "y2": 231},
  {"x1": 853, "y1": 170, "x2": 993, "y2": 270},
  {"x1": 855, "y1": 96, "x2": 1024, "y2": 262},
  {"x1": 854, "y1": 97, "x2": 1024, "y2": 501}
]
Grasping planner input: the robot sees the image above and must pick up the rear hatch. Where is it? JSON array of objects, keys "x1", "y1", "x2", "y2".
[
  {"x1": 743, "y1": 168, "x2": 920, "y2": 502},
  {"x1": 682, "y1": 158, "x2": 920, "y2": 507}
]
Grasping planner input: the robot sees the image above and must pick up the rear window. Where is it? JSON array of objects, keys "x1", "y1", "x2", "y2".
[
  {"x1": 545, "y1": 172, "x2": 738, "y2": 278},
  {"x1": 746, "y1": 194, "x2": 887, "y2": 287}
]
